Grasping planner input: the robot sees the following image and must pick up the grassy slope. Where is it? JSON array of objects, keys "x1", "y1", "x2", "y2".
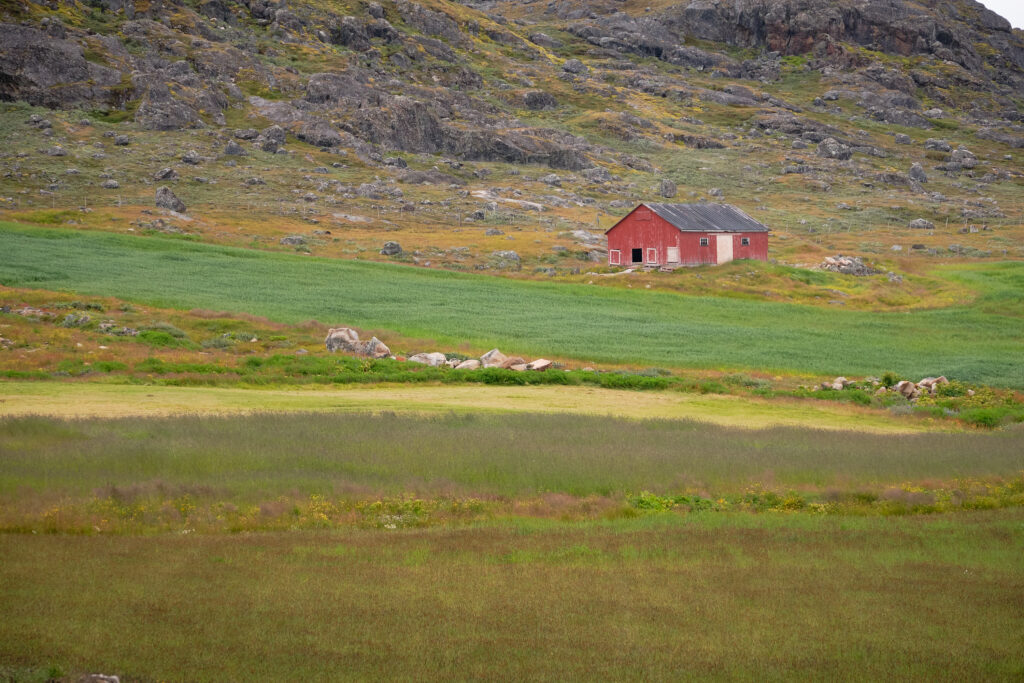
[
  {"x1": 2, "y1": 513, "x2": 1023, "y2": 681},
  {"x1": 2, "y1": 222, "x2": 1023, "y2": 385}
]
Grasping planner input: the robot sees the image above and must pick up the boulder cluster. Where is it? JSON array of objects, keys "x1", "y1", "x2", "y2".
[
  {"x1": 324, "y1": 329, "x2": 552, "y2": 372},
  {"x1": 407, "y1": 348, "x2": 552, "y2": 372},
  {"x1": 822, "y1": 375, "x2": 965, "y2": 401},
  {"x1": 324, "y1": 327, "x2": 391, "y2": 358},
  {"x1": 819, "y1": 255, "x2": 878, "y2": 276}
]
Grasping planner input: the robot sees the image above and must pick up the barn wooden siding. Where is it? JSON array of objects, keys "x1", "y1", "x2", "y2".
[{"x1": 606, "y1": 205, "x2": 769, "y2": 267}]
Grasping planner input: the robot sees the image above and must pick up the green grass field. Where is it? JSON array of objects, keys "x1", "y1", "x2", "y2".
[{"x1": 2, "y1": 222, "x2": 1023, "y2": 386}]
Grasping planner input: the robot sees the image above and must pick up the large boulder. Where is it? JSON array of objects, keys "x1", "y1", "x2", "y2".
[
  {"x1": 480, "y1": 349, "x2": 507, "y2": 368},
  {"x1": 660, "y1": 178, "x2": 677, "y2": 198},
  {"x1": 816, "y1": 137, "x2": 852, "y2": 160},
  {"x1": 408, "y1": 352, "x2": 447, "y2": 367},
  {"x1": 454, "y1": 359, "x2": 481, "y2": 370},
  {"x1": 380, "y1": 241, "x2": 402, "y2": 256},
  {"x1": 909, "y1": 218, "x2": 934, "y2": 229},
  {"x1": 326, "y1": 327, "x2": 360, "y2": 352},
  {"x1": 908, "y1": 163, "x2": 927, "y2": 183},
  {"x1": 155, "y1": 186, "x2": 186, "y2": 213}
]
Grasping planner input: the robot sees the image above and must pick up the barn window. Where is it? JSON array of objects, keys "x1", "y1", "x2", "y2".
[
  {"x1": 631, "y1": 248, "x2": 643, "y2": 262},
  {"x1": 699, "y1": 237, "x2": 709, "y2": 247},
  {"x1": 609, "y1": 250, "x2": 621, "y2": 265},
  {"x1": 646, "y1": 248, "x2": 657, "y2": 263},
  {"x1": 741, "y1": 237, "x2": 750, "y2": 246}
]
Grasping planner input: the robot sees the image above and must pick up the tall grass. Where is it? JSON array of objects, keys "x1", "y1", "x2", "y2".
[
  {"x1": 2, "y1": 413, "x2": 1021, "y2": 499},
  {"x1": 1, "y1": 512, "x2": 1022, "y2": 680},
  {"x1": 1, "y1": 223, "x2": 1023, "y2": 386}
]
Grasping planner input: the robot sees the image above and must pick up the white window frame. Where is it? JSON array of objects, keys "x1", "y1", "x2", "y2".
[
  {"x1": 699, "y1": 237, "x2": 709, "y2": 247},
  {"x1": 609, "y1": 249, "x2": 621, "y2": 265},
  {"x1": 646, "y1": 248, "x2": 657, "y2": 264},
  {"x1": 741, "y1": 237, "x2": 750, "y2": 246}
]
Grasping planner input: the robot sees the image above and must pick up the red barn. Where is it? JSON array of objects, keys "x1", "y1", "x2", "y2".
[{"x1": 605, "y1": 203, "x2": 770, "y2": 267}]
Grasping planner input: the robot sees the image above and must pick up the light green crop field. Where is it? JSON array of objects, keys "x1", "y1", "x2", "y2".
[{"x1": 2, "y1": 222, "x2": 1023, "y2": 386}]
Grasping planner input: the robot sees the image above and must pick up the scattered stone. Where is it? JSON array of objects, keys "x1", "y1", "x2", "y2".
[
  {"x1": 894, "y1": 133, "x2": 911, "y2": 144},
  {"x1": 908, "y1": 218, "x2": 934, "y2": 229},
  {"x1": 660, "y1": 178, "x2": 677, "y2": 198},
  {"x1": 155, "y1": 185, "x2": 186, "y2": 213},
  {"x1": 454, "y1": 359, "x2": 481, "y2": 370},
  {"x1": 182, "y1": 150, "x2": 201, "y2": 165},
  {"x1": 101, "y1": 179, "x2": 119, "y2": 189},
  {"x1": 924, "y1": 138, "x2": 951, "y2": 152},
  {"x1": 280, "y1": 235, "x2": 307, "y2": 246},
  {"x1": 224, "y1": 140, "x2": 246, "y2": 156},
  {"x1": 908, "y1": 163, "x2": 927, "y2": 183},
  {"x1": 233, "y1": 128, "x2": 258, "y2": 140},
  {"x1": 45, "y1": 145, "x2": 67, "y2": 157},
  {"x1": 500, "y1": 356, "x2": 527, "y2": 369},
  {"x1": 708, "y1": 187, "x2": 724, "y2": 198},
  {"x1": 540, "y1": 173, "x2": 561, "y2": 187},
  {"x1": 114, "y1": 135, "x2": 130, "y2": 146},
  {"x1": 485, "y1": 228, "x2": 504, "y2": 236},
  {"x1": 380, "y1": 241, "x2": 402, "y2": 256},
  {"x1": 526, "y1": 359, "x2": 552, "y2": 371},
  {"x1": 153, "y1": 167, "x2": 178, "y2": 181}
]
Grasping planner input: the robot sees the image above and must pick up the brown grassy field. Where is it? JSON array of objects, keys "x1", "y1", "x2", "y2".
[{"x1": 2, "y1": 511, "x2": 1022, "y2": 681}]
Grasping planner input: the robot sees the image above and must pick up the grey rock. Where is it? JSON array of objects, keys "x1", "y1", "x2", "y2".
[
  {"x1": 908, "y1": 163, "x2": 927, "y2": 183},
  {"x1": 562, "y1": 59, "x2": 587, "y2": 74},
  {"x1": 894, "y1": 133, "x2": 912, "y2": 144},
  {"x1": 909, "y1": 218, "x2": 935, "y2": 229},
  {"x1": 182, "y1": 150, "x2": 202, "y2": 165},
  {"x1": 540, "y1": 173, "x2": 561, "y2": 186},
  {"x1": 816, "y1": 137, "x2": 852, "y2": 160},
  {"x1": 155, "y1": 185, "x2": 186, "y2": 213},
  {"x1": 101, "y1": 179, "x2": 120, "y2": 189},
  {"x1": 660, "y1": 178, "x2": 677, "y2": 198},
  {"x1": 522, "y1": 90, "x2": 558, "y2": 110},
  {"x1": 233, "y1": 128, "x2": 258, "y2": 140},
  {"x1": 45, "y1": 146, "x2": 67, "y2": 156},
  {"x1": 153, "y1": 167, "x2": 178, "y2": 181},
  {"x1": 924, "y1": 138, "x2": 952, "y2": 152},
  {"x1": 380, "y1": 241, "x2": 402, "y2": 255},
  {"x1": 114, "y1": 135, "x2": 131, "y2": 146},
  {"x1": 280, "y1": 235, "x2": 307, "y2": 246},
  {"x1": 224, "y1": 140, "x2": 246, "y2": 156},
  {"x1": 582, "y1": 167, "x2": 612, "y2": 183}
]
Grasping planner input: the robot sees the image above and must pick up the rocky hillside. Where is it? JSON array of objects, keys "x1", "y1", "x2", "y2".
[{"x1": 0, "y1": 0, "x2": 1022, "y2": 297}]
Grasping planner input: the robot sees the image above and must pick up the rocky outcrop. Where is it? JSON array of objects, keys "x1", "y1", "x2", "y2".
[{"x1": 0, "y1": 24, "x2": 125, "y2": 109}]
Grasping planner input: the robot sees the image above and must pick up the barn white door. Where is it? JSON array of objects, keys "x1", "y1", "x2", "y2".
[
  {"x1": 666, "y1": 247, "x2": 680, "y2": 263},
  {"x1": 716, "y1": 235, "x2": 734, "y2": 264}
]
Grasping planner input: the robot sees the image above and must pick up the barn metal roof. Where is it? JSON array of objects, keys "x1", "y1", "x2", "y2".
[{"x1": 643, "y1": 203, "x2": 770, "y2": 233}]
